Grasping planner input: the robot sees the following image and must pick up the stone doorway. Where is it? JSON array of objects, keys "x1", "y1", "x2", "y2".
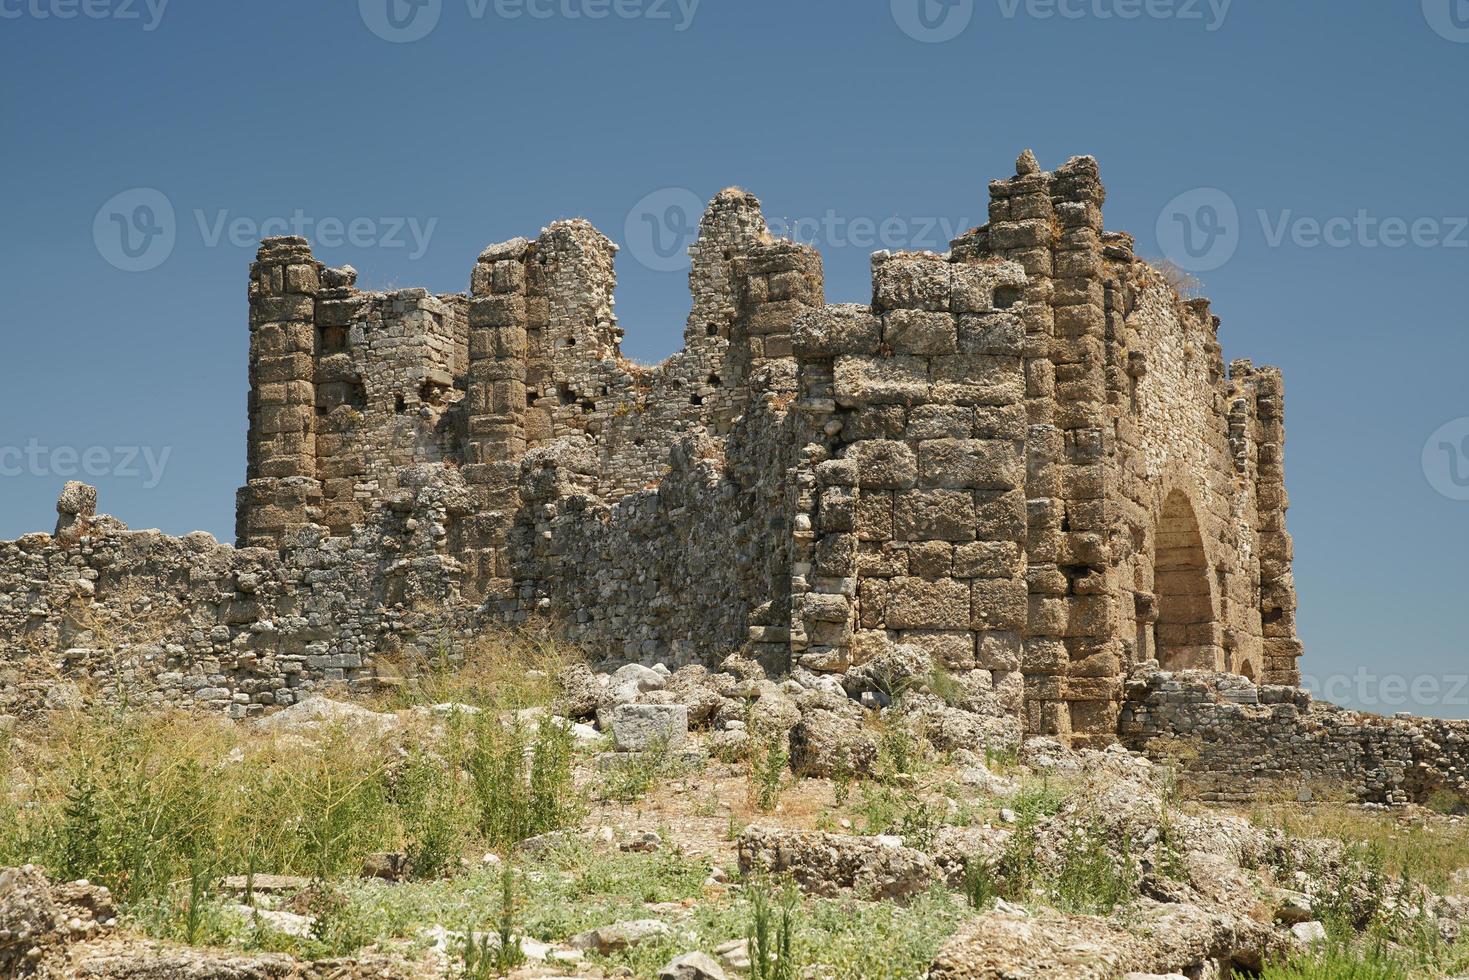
[{"x1": 1152, "y1": 490, "x2": 1222, "y2": 671}]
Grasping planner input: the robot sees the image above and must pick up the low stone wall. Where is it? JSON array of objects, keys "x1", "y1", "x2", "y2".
[
  {"x1": 0, "y1": 472, "x2": 478, "y2": 721},
  {"x1": 1120, "y1": 666, "x2": 1469, "y2": 806}
]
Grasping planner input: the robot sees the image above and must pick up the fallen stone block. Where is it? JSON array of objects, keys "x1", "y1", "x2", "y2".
[
  {"x1": 570, "y1": 919, "x2": 672, "y2": 954},
  {"x1": 737, "y1": 827, "x2": 936, "y2": 901},
  {"x1": 611, "y1": 703, "x2": 688, "y2": 752}
]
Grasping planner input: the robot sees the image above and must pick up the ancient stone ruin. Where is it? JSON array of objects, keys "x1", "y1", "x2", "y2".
[{"x1": 0, "y1": 151, "x2": 1301, "y2": 745}]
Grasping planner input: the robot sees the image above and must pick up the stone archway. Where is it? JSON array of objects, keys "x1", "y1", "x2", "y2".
[{"x1": 1153, "y1": 490, "x2": 1222, "y2": 671}]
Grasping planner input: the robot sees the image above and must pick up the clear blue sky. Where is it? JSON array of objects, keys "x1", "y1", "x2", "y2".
[{"x1": 2, "y1": 1, "x2": 1466, "y2": 714}]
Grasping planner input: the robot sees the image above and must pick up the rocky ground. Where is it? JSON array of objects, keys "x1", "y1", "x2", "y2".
[{"x1": 4, "y1": 637, "x2": 1469, "y2": 979}]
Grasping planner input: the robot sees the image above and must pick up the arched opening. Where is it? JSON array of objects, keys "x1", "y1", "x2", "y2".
[{"x1": 1152, "y1": 490, "x2": 1222, "y2": 671}]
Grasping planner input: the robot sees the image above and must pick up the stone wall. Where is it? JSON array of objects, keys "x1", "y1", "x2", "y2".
[
  {"x1": 1120, "y1": 667, "x2": 1469, "y2": 806},
  {"x1": 1, "y1": 151, "x2": 1304, "y2": 743},
  {"x1": 785, "y1": 253, "x2": 1031, "y2": 719},
  {"x1": 1, "y1": 471, "x2": 476, "y2": 720}
]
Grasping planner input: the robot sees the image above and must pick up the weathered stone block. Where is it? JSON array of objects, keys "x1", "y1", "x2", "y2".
[
  {"x1": 953, "y1": 540, "x2": 1021, "y2": 578},
  {"x1": 894, "y1": 489, "x2": 976, "y2": 542},
  {"x1": 951, "y1": 262, "x2": 1027, "y2": 314},
  {"x1": 957, "y1": 314, "x2": 1025, "y2": 356},
  {"x1": 885, "y1": 576, "x2": 970, "y2": 630},
  {"x1": 610, "y1": 703, "x2": 689, "y2": 752},
  {"x1": 858, "y1": 578, "x2": 889, "y2": 629},
  {"x1": 977, "y1": 630, "x2": 1022, "y2": 671},
  {"x1": 856, "y1": 542, "x2": 906, "y2": 577},
  {"x1": 1022, "y1": 637, "x2": 1067, "y2": 673},
  {"x1": 793, "y1": 305, "x2": 882, "y2": 358},
  {"x1": 469, "y1": 295, "x2": 526, "y2": 328},
  {"x1": 814, "y1": 533, "x2": 857, "y2": 578},
  {"x1": 842, "y1": 405, "x2": 907, "y2": 441},
  {"x1": 819, "y1": 487, "x2": 857, "y2": 532},
  {"x1": 856, "y1": 491, "x2": 894, "y2": 542},
  {"x1": 971, "y1": 578, "x2": 1028, "y2": 631},
  {"x1": 898, "y1": 630, "x2": 975, "y2": 670},
  {"x1": 873, "y1": 256, "x2": 951, "y2": 312},
  {"x1": 802, "y1": 592, "x2": 852, "y2": 624},
  {"x1": 816, "y1": 457, "x2": 858, "y2": 487},
  {"x1": 918, "y1": 439, "x2": 1022, "y2": 491},
  {"x1": 975, "y1": 490, "x2": 1027, "y2": 542},
  {"x1": 906, "y1": 540, "x2": 952, "y2": 578},
  {"x1": 884, "y1": 310, "x2": 956, "y2": 356},
  {"x1": 906, "y1": 405, "x2": 972, "y2": 441},
  {"x1": 854, "y1": 441, "x2": 918, "y2": 490},
  {"x1": 973, "y1": 404, "x2": 1027, "y2": 440},
  {"x1": 930, "y1": 355, "x2": 1023, "y2": 406},
  {"x1": 834, "y1": 355, "x2": 929, "y2": 407}
]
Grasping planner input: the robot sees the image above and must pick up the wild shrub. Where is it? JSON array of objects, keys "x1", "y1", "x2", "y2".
[
  {"x1": 468, "y1": 714, "x2": 578, "y2": 852},
  {"x1": 461, "y1": 867, "x2": 526, "y2": 977},
  {"x1": 1008, "y1": 778, "x2": 1067, "y2": 826},
  {"x1": 1260, "y1": 941, "x2": 1408, "y2": 980},
  {"x1": 49, "y1": 715, "x2": 225, "y2": 904},
  {"x1": 875, "y1": 721, "x2": 920, "y2": 783},
  {"x1": 963, "y1": 858, "x2": 997, "y2": 909},
  {"x1": 750, "y1": 731, "x2": 788, "y2": 813},
  {"x1": 831, "y1": 758, "x2": 853, "y2": 808},
  {"x1": 392, "y1": 747, "x2": 473, "y2": 879},
  {"x1": 1049, "y1": 818, "x2": 1139, "y2": 914},
  {"x1": 748, "y1": 880, "x2": 800, "y2": 980},
  {"x1": 595, "y1": 733, "x2": 695, "y2": 804},
  {"x1": 926, "y1": 666, "x2": 966, "y2": 708},
  {"x1": 288, "y1": 731, "x2": 392, "y2": 880}
]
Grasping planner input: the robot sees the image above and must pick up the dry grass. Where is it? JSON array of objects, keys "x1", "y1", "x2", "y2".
[
  {"x1": 1245, "y1": 802, "x2": 1469, "y2": 894},
  {"x1": 372, "y1": 625, "x2": 583, "y2": 712}
]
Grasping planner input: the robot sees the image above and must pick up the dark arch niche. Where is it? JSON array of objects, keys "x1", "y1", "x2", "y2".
[{"x1": 1152, "y1": 490, "x2": 1222, "y2": 671}]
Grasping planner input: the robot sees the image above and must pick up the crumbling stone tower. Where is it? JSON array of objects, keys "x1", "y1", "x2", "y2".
[{"x1": 233, "y1": 151, "x2": 1301, "y2": 745}]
